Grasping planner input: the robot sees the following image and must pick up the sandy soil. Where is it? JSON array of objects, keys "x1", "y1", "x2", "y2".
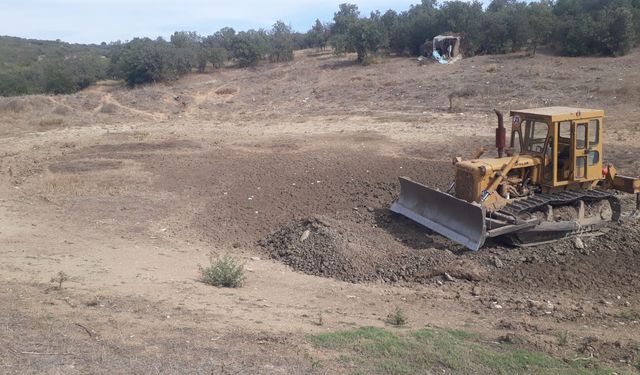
[{"x1": 1, "y1": 49, "x2": 640, "y2": 373}]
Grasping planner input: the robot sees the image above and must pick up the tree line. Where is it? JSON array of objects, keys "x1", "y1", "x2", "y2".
[{"x1": 1, "y1": 0, "x2": 639, "y2": 96}]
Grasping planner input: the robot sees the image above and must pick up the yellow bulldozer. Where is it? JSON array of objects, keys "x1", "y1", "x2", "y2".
[{"x1": 392, "y1": 107, "x2": 640, "y2": 250}]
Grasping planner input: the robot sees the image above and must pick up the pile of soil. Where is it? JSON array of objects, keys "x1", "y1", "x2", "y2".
[
  {"x1": 260, "y1": 197, "x2": 640, "y2": 298},
  {"x1": 259, "y1": 215, "x2": 487, "y2": 283}
]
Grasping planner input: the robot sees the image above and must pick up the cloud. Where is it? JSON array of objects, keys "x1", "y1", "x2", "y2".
[{"x1": 0, "y1": 0, "x2": 418, "y2": 43}]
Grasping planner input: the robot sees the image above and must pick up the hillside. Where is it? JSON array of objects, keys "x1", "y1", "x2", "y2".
[{"x1": 0, "y1": 36, "x2": 109, "y2": 96}]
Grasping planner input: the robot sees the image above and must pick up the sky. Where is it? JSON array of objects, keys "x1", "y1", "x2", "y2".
[{"x1": 0, "y1": 0, "x2": 425, "y2": 44}]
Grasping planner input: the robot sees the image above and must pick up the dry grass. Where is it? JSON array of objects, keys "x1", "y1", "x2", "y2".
[
  {"x1": 448, "y1": 87, "x2": 478, "y2": 111},
  {"x1": 38, "y1": 117, "x2": 64, "y2": 127},
  {"x1": 215, "y1": 87, "x2": 237, "y2": 95},
  {"x1": 0, "y1": 98, "x2": 27, "y2": 113},
  {"x1": 52, "y1": 105, "x2": 71, "y2": 115},
  {"x1": 99, "y1": 102, "x2": 118, "y2": 114}
]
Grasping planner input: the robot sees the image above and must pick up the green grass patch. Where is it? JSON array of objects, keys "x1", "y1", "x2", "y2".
[{"x1": 310, "y1": 326, "x2": 624, "y2": 375}]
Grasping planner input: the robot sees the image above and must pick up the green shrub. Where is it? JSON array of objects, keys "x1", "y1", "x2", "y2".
[{"x1": 199, "y1": 254, "x2": 245, "y2": 288}]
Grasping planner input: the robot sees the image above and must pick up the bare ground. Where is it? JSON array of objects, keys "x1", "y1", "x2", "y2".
[{"x1": 1, "y1": 49, "x2": 640, "y2": 373}]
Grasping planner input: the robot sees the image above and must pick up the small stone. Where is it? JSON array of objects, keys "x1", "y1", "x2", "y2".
[
  {"x1": 471, "y1": 285, "x2": 481, "y2": 296},
  {"x1": 250, "y1": 256, "x2": 261, "y2": 261},
  {"x1": 300, "y1": 229, "x2": 311, "y2": 242},
  {"x1": 493, "y1": 256, "x2": 504, "y2": 268},
  {"x1": 574, "y1": 237, "x2": 585, "y2": 249},
  {"x1": 443, "y1": 272, "x2": 455, "y2": 282},
  {"x1": 436, "y1": 280, "x2": 443, "y2": 286},
  {"x1": 367, "y1": 207, "x2": 374, "y2": 213}
]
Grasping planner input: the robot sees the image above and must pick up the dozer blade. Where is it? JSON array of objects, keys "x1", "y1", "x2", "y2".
[{"x1": 391, "y1": 177, "x2": 487, "y2": 251}]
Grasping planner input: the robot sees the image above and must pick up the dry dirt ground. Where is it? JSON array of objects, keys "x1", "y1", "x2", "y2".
[{"x1": 1, "y1": 49, "x2": 640, "y2": 374}]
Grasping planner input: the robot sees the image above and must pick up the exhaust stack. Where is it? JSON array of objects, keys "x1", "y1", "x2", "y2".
[{"x1": 495, "y1": 109, "x2": 506, "y2": 158}]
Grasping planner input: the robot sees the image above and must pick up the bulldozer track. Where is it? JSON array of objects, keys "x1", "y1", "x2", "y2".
[{"x1": 497, "y1": 189, "x2": 621, "y2": 223}]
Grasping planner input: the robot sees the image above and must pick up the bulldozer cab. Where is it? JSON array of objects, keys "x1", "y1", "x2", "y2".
[{"x1": 510, "y1": 107, "x2": 604, "y2": 189}]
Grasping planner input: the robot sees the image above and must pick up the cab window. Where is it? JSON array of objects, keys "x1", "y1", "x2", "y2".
[
  {"x1": 588, "y1": 119, "x2": 599, "y2": 146},
  {"x1": 524, "y1": 120, "x2": 549, "y2": 153}
]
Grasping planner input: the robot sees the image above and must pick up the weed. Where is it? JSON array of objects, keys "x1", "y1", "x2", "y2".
[
  {"x1": 448, "y1": 87, "x2": 477, "y2": 110},
  {"x1": 555, "y1": 331, "x2": 569, "y2": 346},
  {"x1": 386, "y1": 307, "x2": 408, "y2": 327},
  {"x1": 199, "y1": 254, "x2": 245, "y2": 288},
  {"x1": 617, "y1": 309, "x2": 640, "y2": 320},
  {"x1": 50, "y1": 271, "x2": 70, "y2": 290},
  {"x1": 303, "y1": 352, "x2": 323, "y2": 369},
  {"x1": 39, "y1": 117, "x2": 64, "y2": 127}
]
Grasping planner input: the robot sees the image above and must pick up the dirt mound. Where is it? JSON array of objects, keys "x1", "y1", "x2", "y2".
[
  {"x1": 259, "y1": 215, "x2": 487, "y2": 283},
  {"x1": 486, "y1": 219, "x2": 640, "y2": 295}
]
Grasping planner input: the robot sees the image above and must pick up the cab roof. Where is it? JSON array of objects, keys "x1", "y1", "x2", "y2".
[{"x1": 510, "y1": 106, "x2": 604, "y2": 122}]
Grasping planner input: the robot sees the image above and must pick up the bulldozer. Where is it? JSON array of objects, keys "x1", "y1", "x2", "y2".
[{"x1": 391, "y1": 107, "x2": 640, "y2": 250}]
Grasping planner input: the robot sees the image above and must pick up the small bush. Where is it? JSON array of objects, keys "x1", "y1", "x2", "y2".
[
  {"x1": 50, "y1": 271, "x2": 70, "y2": 290},
  {"x1": 99, "y1": 103, "x2": 118, "y2": 114},
  {"x1": 386, "y1": 307, "x2": 408, "y2": 326},
  {"x1": 39, "y1": 117, "x2": 64, "y2": 127},
  {"x1": 199, "y1": 254, "x2": 245, "y2": 288}
]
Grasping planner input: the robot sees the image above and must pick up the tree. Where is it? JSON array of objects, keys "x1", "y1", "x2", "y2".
[
  {"x1": 527, "y1": 1, "x2": 555, "y2": 55},
  {"x1": 269, "y1": 21, "x2": 294, "y2": 62},
  {"x1": 42, "y1": 61, "x2": 76, "y2": 94},
  {"x1": 230, "y1": 31, "x2": 267, "y2": 67},
  {"x1": 309, "y1": 19, "x2": 329, "y2": 50},
  {"x1": 349, "y1": 18, "x2": 386, "y2": 63},
  {"x1": 554, "y1": 0, "x2": 637, "y2": 56},
  {"x1": 438, "y1": 1, "x2": 485, "y2": 55},
  {"x1": 330, "y1": 3, "x2": 360, "y2": 54},
  {"x1": 112, "y1": 38, "x2": 191, "y2": 86}
]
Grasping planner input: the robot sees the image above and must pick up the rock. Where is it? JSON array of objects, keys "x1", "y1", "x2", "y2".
[
  {"x1": 545, "y1": 301, "x2": 555, "y2": 311},
  {"x1": 493, "y1": 256, "x2": 504, "y2": 268},
  {"x1": 491, "y1": 302, "x2": 503, "y2": 309},
  {"x1": 471, "y1": 285, "x2": 481, "y2": 296},
  {"x1": 300, "y1": 229, "x2": 311, "y2": 242},
  {"x1": 443, "y1": 272, "x2": 455, "y2": 282},
  {"x1": 250, "y1": 256, "x2": 261, "y2": 261},
  {"x1": 574, "y1": 237, "x2": 585, "y2": 249}
]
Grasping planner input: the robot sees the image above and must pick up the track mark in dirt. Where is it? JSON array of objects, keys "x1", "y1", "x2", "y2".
[
  {"x1": 48, "y1": 159, "x2": 123, "y2": 173},
  {"x1": 83, "y1": 139, "x2": 201, "y2": 154}
]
